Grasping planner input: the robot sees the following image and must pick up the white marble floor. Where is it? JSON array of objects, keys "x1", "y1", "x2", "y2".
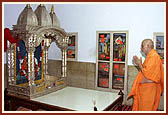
[{"x1": 32, "y1": 87, "x2": 120, "y2": 111}]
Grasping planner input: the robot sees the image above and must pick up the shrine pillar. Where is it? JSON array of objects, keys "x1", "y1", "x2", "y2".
[
  {"x1": 61, "y1": 36, "x2": 69, "y2": 78},
  {"x1": 26, "y1": 34, "x2": 36, "y2": 94}
]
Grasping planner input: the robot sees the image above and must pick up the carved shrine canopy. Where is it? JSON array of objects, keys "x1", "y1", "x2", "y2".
[{"x1": 6, "y1": 4, "x2": 69, "y2": 98}]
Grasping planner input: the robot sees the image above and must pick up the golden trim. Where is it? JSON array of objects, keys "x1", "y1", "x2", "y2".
[
  {"x1": 36, "y1": 85, "x2": 45, "y2": 92},
  {"x1": 27, "y1": 4, "x2": 30, "y2": 8},
  {"x1": 18, "y1": 82, "x2": 29, "y2": 87},
  {"x1": 36, "y1": 82, "x2": 45, "y2": 92},
  {"x1": 51, "y1": 4, "x2": 54, "y2": 13},
  {"x1": 57, "y1": 80, "x2": 64, "y2": 85}
]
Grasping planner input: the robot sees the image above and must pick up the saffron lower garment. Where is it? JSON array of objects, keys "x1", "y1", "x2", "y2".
[{"x1": 138, "y1": 83, "x2": 159, "y2": 111}]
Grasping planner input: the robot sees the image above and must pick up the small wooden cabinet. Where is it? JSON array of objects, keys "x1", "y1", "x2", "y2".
[{"x1": 96, "y1": 31, "x2": 128, "y2": 94}]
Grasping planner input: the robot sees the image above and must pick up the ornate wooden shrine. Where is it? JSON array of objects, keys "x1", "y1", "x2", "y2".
[{"x1": 6, "y1": 4, "x2": 69, "y2": 99}]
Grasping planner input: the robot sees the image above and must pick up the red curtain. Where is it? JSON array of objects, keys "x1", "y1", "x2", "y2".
[{"x1": 4, "y1": 28, "x2": 17, "y2": 52}]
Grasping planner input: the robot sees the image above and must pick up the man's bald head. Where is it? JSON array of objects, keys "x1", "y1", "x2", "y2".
[
  {"x1": 142, "y1": 39, "x2": 154, "y2": 49},
  {"x1": 141, "y1": 39, "x2": 154, "y2": 56}
]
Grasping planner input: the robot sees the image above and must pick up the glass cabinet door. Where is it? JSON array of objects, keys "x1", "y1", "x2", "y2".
[
  {"x1": 112, "y1": 63, "x2": 125, "y2": 89},
  {"x1": 98, "y1": 33, "x2": 110, "y2": 61},
  {"x1": 113, "y1": 33, "x2": 126, "y2": 62},
  {"x1": 97, "y1": 62, "x2": 110, "y2": 88},
  {"x1": 112, "y1": 33, "x2": 127, "y2": 89},
  {"x1": 97, "y1": 32, "x2": 111, "y2": 88},
  {"x1": 96, "y1": 31, "x2": 128, "y2": 91}
]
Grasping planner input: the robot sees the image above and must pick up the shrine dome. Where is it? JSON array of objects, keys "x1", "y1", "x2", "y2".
[
  {"x1": 16, "y1": 4, "x2": 61, "y2": 27},
  {"x1": 17, "y1": 4, "x2": 38, "y2": 26},
  {"x1": 34, "y1": 4, "x2": 52, "y2": 26},
  {"x1": 49, "y1": 5, "x2": 61, "y2": 27}
]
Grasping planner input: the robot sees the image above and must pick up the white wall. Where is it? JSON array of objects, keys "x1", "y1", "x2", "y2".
[{"x1": 3, "y1": 3, "x2": 165, "y2": 65}]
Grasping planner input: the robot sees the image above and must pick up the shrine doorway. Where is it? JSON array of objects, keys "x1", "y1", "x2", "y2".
[{"x1": 48, "y1": 41, "x2": 62, "y2": 78}]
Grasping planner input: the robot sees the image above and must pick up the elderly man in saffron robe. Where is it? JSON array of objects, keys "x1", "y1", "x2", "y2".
[{"x1": 128, "y1": 39, "x2": 164, "y2": 111}]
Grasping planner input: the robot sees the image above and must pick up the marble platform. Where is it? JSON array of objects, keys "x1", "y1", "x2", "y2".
[{"x1": 32, "y1": 86, "x2": 120, "y2": 111}]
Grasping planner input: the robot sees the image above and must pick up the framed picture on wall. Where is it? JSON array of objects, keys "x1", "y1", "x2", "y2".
[
  {"x1": 153, "y1": 32, "x2": 164, "y2": 64},
  {"x1": 67, "y1": 32, "x2": 78, "y2": 61}
]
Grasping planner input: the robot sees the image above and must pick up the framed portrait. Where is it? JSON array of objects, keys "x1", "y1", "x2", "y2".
[
  {"x1": 153, "y1": 32, "x2": 164, "y2": 64},
  {"x1": 67, "y1": 32, "x2": 78, "y2": 61}
]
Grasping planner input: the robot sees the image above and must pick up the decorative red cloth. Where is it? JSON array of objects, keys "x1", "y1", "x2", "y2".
[{"x1": 4, "y1": 28, "x2": 17, "y2": 52}]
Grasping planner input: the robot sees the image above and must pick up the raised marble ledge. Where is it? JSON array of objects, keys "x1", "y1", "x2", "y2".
[{"x1": 32, "y1": 86, "x2": 120, "y2": 111}]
